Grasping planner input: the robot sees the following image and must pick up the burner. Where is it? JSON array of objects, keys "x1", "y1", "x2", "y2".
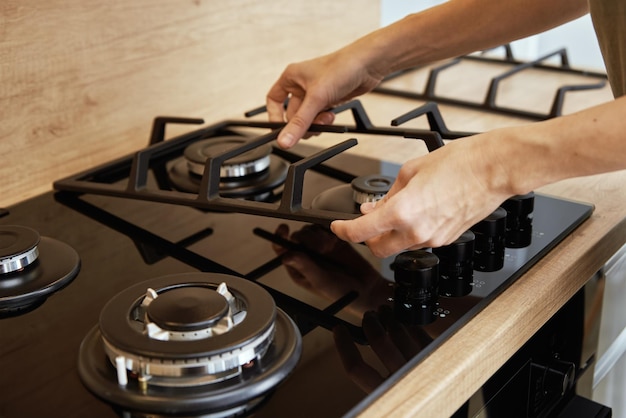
[
  {"x1": 185, "y1": 138, "x2": 271, "y2": 178},
  {"x1": 311, "y1": 174, "x2": 395, "y2": 214},
  {"x1": 0, "y1": 225, "x2": 80, "y2": 317},
  {"x1": 168, "y1": 136, "x2": 289, "y2": 200},
  {"x1": 78, "y1": 273, "x2": 301, "y2": 416}
]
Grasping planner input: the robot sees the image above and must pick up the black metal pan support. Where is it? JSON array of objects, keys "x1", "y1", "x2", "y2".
[
  {"x1": 391, "y1": 102, "x2": 476, "y2": 139},
  {"x1": 53, "y1": 101, "x2": 453, "y2": 227},
  {"x1": 374, "y1": 46, "x2": 607, "y2": 120},
  {"x1": 246, "y1": 99, "x2": 447, "y2": 150}
]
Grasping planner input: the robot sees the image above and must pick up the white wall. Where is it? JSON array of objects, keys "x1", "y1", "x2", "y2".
[{"x1": 381, "y1": 0, "x2": 606, "y2": 71}]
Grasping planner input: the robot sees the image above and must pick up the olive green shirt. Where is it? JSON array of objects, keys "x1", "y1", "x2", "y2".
[{"x1": 589, "y1": 0, "x2": 626, "y2": 97}]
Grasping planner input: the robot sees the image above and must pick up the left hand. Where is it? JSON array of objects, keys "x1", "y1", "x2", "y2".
[{"x1": 266, "y1": 49, "x2": 384, "y2": 148}]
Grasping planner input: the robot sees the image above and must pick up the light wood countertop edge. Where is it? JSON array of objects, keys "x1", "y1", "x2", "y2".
[{"x1": 357, "y1": 178, "x2": 626, "y2": 418}]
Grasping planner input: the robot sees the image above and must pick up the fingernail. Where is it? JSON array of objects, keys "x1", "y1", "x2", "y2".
[{"x1": 278, "y1": 132, "x2": 295, "y2": 148}]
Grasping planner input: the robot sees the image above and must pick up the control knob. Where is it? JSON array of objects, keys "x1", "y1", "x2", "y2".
[
  {"x1": 471, "y1": 207, "x2": 507, "y2": 272},
  {"x1": 501, "y1": 192, "x2": 534, "y2": 248},
  {"x1": 391, "y1": 250, "x2": 439, "y2": 325},
  {"x1": 432, "y1": 230, "x2": 475, "y2": 297}
]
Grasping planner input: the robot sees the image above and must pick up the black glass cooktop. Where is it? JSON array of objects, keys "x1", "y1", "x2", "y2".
[{"x1": 0, "y1": 140, "x2": 592, "y2": 418}]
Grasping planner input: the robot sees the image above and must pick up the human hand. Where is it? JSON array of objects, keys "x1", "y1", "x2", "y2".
[
  {"x1": 330, "y1": 134, "x2": 513, "y2": 257},
  {"x1": 266, "y1": 47, "x2": 384, "y2": 148},
  {"x1": 271, "y1": 223, "x2": 390, "y2": 314}
]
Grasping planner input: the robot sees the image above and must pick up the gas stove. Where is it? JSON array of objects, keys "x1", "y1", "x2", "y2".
[{"x1": 0, "y1": 47, "x2": 606, "y2": 417}]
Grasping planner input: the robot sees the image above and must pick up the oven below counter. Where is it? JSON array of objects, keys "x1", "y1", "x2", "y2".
[{"x1": 353, "y1": 166, "x2": 626, "y2": 416}]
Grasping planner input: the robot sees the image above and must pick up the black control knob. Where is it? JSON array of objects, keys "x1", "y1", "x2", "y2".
[
  {"x1": 391, "y1": 250, "x2": 439, "y2": 325},
  {"x1": 502, "y1": 192, "x2": 534, "y2": 248},
  {"x1": 471, "y1": 207, "x2": 507, "y2": 272},
  {"x1": 432, "y1": 230, "x2": 475, "y2": 297}
]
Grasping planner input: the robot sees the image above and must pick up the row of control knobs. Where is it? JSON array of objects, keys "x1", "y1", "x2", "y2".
[{"x1": 391, "y1": 192, "x2": 534, "y2": 325}]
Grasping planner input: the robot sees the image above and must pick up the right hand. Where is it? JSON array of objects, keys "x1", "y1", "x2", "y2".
[
  {"x1": 331, "y1": 133, "x2": 514, "y2": 257},
  {"x1": 266, "y1": 47, "x2": 384, "y2": 148}
]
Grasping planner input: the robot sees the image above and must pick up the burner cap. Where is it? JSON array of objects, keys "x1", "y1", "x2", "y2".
[
  {"x1": 0, "y1": 225, "x2": 40, "y2": 274},
  {"x1": 0, "y1": 225, "x2": 80, "y2": 316},
  {"x1": 351, "y1": 174, "x2": 394, "y2": 205},
  {"x1": 147, "y1": 286, "x2": 229, "y2": 332},
  {"x1": 185, "y1": 137, "x2": 271, "y2": 178},
  {"x1": 311, "y1": 174, "x2": 395, "y2": 214}
]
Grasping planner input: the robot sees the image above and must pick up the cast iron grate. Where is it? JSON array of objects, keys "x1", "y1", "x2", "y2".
[
  {"x1": 53, "y1": 100, "x2": 464, "y2": 227},
  {"x1": 373, "y1": 44, "x2": 608, "y2": 120}
]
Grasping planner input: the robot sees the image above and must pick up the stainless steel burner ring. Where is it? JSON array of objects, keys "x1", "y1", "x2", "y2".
[
  {"x1": 0, "y1": 225, "x2": 40, "y2": 274},
  {"x1": 184, "y1": 137, "x2": 272, "y2": 179},
  {"x1": 78, "y1": 273, "x2": 302, "y2": 416}
]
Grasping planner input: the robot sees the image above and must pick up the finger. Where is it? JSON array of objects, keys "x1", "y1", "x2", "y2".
[
  {"x1": 364, "y1": 229, "x2": 425, "y2": 258},
  {"x1": 266, "y1": 82, "x2": 289, "y2": 123},
  {"x1": 333, "y1": 218, "x2": 424, "y2": 258},
  {"x1": 333, "y1": 325, "x2": 383, "y2": 393},
  {"x1": 300, "y1": 111, "x2": 337, "y2": 140},
  {"x1": 312, "y1": 111, "x2": 335, "y2": 126},
  {"x1": 334, "y1": 193, "x2": 430, "y2": 257},
  {"x1": 359, "y1": 182, "x2": 396, "y2": 215},
  {"x1": 285, "y1": 95, "x2": 302, "y2": 122},
  {"x1": 278, "y1": 93, "x2": 328, "y2": 148},
  {"x1": 286, "y1": 97, "x2": 332, "y2": 140},
  {"x1": 359, "y1": 200, "x2": 377, "y2": 215},
  {"x1": 330, "y1": 203, "x2": 393, "y2": 245}
]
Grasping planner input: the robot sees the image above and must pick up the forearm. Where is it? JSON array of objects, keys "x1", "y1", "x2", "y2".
[
  {"x1": 493, "y1": 96, "x2": 626, "y2": 196},
  {"x1": 348, "y1": 0, "x2": 589, "y2": 77}
]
